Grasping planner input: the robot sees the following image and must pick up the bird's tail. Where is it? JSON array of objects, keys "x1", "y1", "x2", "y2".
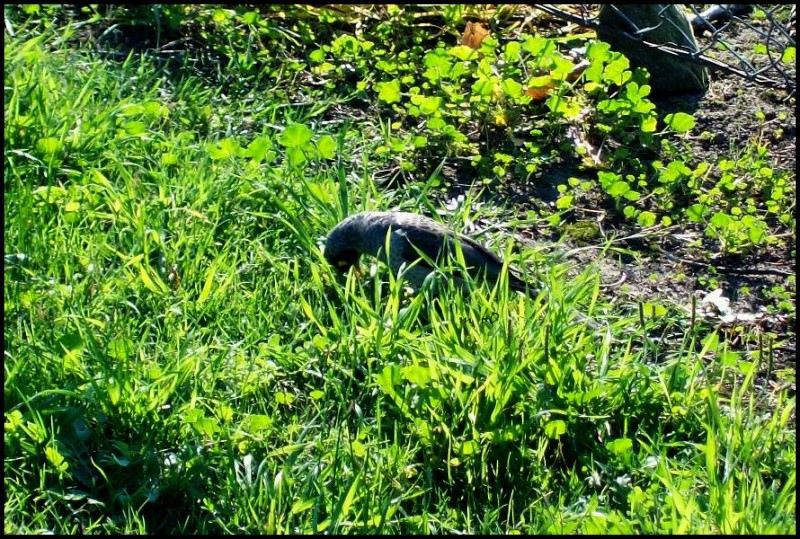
[{"x1": 509, "y1": 273, "x2": 539, "y2": 300}]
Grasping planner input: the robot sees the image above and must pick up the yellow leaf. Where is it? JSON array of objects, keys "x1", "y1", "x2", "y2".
[
  {"x1": 197, "y1": 257, "x2": 220, "y2": 306},
  {"x1": 138, "y1": 263, "x2": 168, "y2": 294}
]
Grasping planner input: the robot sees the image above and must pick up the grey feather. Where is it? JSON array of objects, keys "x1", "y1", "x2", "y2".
[{"x1": 324, "y1": 211, "x2": 539, "y2": 299}]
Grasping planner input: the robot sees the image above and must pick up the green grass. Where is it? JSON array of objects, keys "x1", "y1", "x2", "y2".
[{"x1": 4, "y1": 9, "x2": 796, "y2": 535}]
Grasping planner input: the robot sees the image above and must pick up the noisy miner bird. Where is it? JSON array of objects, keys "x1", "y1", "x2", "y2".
[{"x1": 324, "y1": 211, "x2": 539, "y2": 299}]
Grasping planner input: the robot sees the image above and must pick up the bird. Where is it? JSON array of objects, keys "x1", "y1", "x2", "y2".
[{"x1": 323, "y1": 211, "x2": 539, "y2": 299}]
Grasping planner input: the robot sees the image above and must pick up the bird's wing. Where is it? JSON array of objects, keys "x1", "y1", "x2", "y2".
[
  {"x1": 391, "y1": 227, "x2": 441, "y2": 270},
  {"x1": 453, "y1": 232, "x2": 505, "y2": 269},
  {"x1": 392, "y1": 216, "x2": 539, "y2": 296},
  {"x1": 456, "y1": 232, "x2": 539, "y2": 297},
  {"x1": 393, "y1": 225, "x2": 502, "y2": 273}
]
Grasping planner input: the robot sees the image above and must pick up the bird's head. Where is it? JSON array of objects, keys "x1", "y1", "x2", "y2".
[
  {"x1": 323, "y1": 216, "x2": 364, "y2": 273},
  {"x1": 325, "y1": 246, "x2": 361, "y2": 272}
]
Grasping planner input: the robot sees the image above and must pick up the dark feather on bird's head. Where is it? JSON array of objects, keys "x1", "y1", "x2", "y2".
[
  {"x1": 326, "y1": 247, "x2": 360, "y2": 272},
  {"x1": 324, "y1": 215, "x2": 366, "y2": 272}
]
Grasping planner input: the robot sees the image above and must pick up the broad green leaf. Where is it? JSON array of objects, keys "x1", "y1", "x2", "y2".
[
  {"x1": 641, "y1": 302, "x2": 667, "y2": 317},
  {"x1": 556, "y1": 195, "x2": 573, "y2": 210},
  {"x1": 275, "y1": 391, "x2": 295, "y2": 404},
  {"x1": 316, "y1": 135, "x2": 337, "y2": 159},
  {"x1": 402, "y1": 364, "x2": 431, "y2": 387},
  {"x1": 212, "y1": 9, "x2": 230, "y2": 23},
  {"x1": 143, "y1": 101, "x2": 168, "y2": 117},
  {"x1": 242, "y1": 414, "x2": 273, "y2": 433},
  {"x1": 503, "y1": 41, "x2": 521, "y2": 62},
  {"x1": 292, "y1": 498, "x2": 315, "y2": 515},
  {"x1": 781, "y1": 46, "x2": 795, "y2": 65},
  {"x1": 459, "y1": 440, "x2": 480, "y2": 456},
  {"x1": 603, "y1": 56, "x2": 631, "y2": 85},
  {"x1": 686, "y1": 203, "x2": 706, "y2": 222},
  {"x1": 528, "y1": 75, "x2": 553, "y2": 88},
  {"x1": 606, "y1": 437, "x2": 633, "y2": 455},
  {"x1": 623, "y1": 205, "x2": 637, "y2": 219},
  {"x1": 637, "y1": 211, "x2": 657, "y2": 227},
  {"x1": 286, "y1": 147, "x2": 307, "y2": 166},
  {"x1": 108, "y1": 337, "x2": 135, "y2": 361},
  {"x1": 448, "y1": 45, "x2": 478, "y2": 61},
  {"x1": 208, "y1": 138, "x2": 241, "y2": 160},
  {"x1": 309, "y1": 48, "x2": 325, "y2": 62},
  {"x1": 107, "y1": 379, "x2": 121, "y2": 405},
  {"x1": 36, "y1": 137, "x2": 62, "y2": 155},
  {"x1": 279, "y1": 123, "x2": 314, "y2": 148},
  {"x1": 664, "y1": 112, "x2": 696, "y2": 133},
  {"x1": 702, "y1": 332, "x2": 720, "y2": 353},
  {"x1": 240, "y1": 11, "x2": 259, "y2": 25},
  {"x1": 412, "y1": 135, "x2": 428, "y2": 148},
  {"x1": 641, "y1": 115, "x2": 658, "y2": 132},
  {"x1": 522, "y1": 35, "x2": 551, "y2": 55},
  {"x1": 709, "y1": 212, "x2": 732, "y2": 228},
  {"x1": 244, "y1": 135, "x2": 273, "y2": 162},
  {"x1": 418, "y1": 96, "x2": 442, "y2": 115},
  {"x1": 376, "y1": 364, "x2": 402, "y2": 399},
  {"x1": 376, "y1": 80, "x2": 402, "y2": 104},
  {"x1": 607, "y1": 181, "x2": 630, "y2": 197},
  {"x1": 119, "y1": 103, "x2": 145, "y2": 116},
  {"x1": 161, "y1": 152, "x2": 178, "y2": 165},
  {"x1": 501, "y1": 78, "x2": 523, "y2": 98},
  {"x1": 58, "y1": 332, "x2": 83, "y2": 352},
  {"x1": 193, "y1": 416, "x2": 220, "y2": 436},
  {"x1": 123, "y1": 121, "x2": 147, "y2": 135},
  {"x1": 544, "y1": 420, "x2": 567, "y2": 439},
  {"x1": 719, "y1": 349, "x2": 739, "y2": 367},
  {"x1": 427, "y1": 117, "x2": 446, "y2": 130}
]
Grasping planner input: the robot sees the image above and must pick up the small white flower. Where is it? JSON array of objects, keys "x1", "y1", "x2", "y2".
[
  {"x1": 643, "y1": 456, "x2": 659, "y2": 469},
  {"x1": 587, "y1": 469, "x2": 602, "y2": 487},
  {"x1": 615, "y1": 474, "x2": 632, "y2": 487}
]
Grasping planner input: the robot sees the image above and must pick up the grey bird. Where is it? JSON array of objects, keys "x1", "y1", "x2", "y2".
[{"x1": 323, "y1": 211, "x2": 539, "y2": 299}]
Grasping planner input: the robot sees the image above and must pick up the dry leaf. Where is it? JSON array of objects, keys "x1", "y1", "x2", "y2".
[
  {"x1": 524, "y1": 59, "x2": 588, "y2": 101},
  {"x1": 461, "y1": 21, "x2": 489, "y2": 49},
  {"x1": 524, "y1": 83, "x2": 555, "y2": 101}
]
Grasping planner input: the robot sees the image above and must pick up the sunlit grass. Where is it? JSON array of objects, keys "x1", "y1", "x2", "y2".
[{"x1": 4, "y1": 14, "x2": 795, "y2": 535}]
